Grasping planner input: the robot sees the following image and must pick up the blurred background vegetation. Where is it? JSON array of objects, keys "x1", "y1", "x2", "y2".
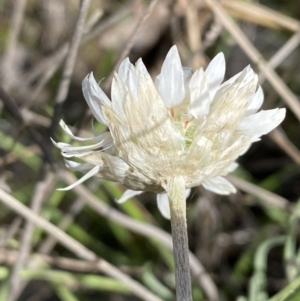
[{"x1": 0, "y1": 0, "x2": 300, "y2": 300}]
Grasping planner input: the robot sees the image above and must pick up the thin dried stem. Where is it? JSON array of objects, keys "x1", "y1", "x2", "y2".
[
  {"x1": 38, "y1": 179, "x2": 100, "y2": 254},
  {"x1": 0, "y1": 188, "x2": 96, "y2": 260},
  {"x1": 38, "y1": 199, "x2": 85, "y2": 254},
  {"x1": 227, "y1": 175, "x2": 289, "y2": 209},
  {"x1": 54, "y1": 0, "x2": 90, "y2": 105},
  {"x1": 269, "y1": 129, "x2": 300, "y2": 165},
  {"x1": 21, "y1": 44, "x2": 69, "y2": 90},
  {"x1": 1, "y1": 0, "x2": 27, "y2": 89},
  {"x1": 83, "y1": 6, "x2": 131, "y2": 43},
  {"x1": 22, "y1": 46, "x2": 69, "y2": 108},
  {"x1": 103, "y1": 0, "x2": 159, "y2": 91},
  {"x1": 206, "y1": 0, "x2": 300, "y2": 122},
  {"x1": 202, "y1": 18, "x2": 223, "y2": 51},
  {"x1": 50, "y1": 0, "x2": 91, "y2": 135},
  {"x1": 0, "y1": 188, "x2": 163, "y2": 301},
  {"x1": 221, "y1": 0, "x2": 300, "y2": 32},
  {"x1": 8, "y1": 183, "x2": 90, "y2": 301},
  {"x1": 7, "y1": 172, "x2": 56, "y2": 301},
  {"x1": 185, "y1": 2, "x2": 205, "y2": 68},
  {"x1": 21, "y1": 7, "x2": 128, "y2": 90},
  {"x1": 258, "y1": 32, "x2": 300, "y2": 83},
  {"x1": 0, "y1": 248, "x2": 167, "y2": 300},
  {"x1": 0, "y1": 217, "x2": 22, "y2": 247}
]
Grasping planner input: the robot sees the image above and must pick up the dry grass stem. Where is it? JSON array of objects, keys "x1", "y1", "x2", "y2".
[
  {"x1": 1, "y1": 247, "x2": 164, "y2": 301},
  {"x1": 0, "y1": 217, "x2": 22, "y2": 248},
  {"x1": 38, "y1": 199, "x2": 85, "y2": 254},
  {"x1": 83, "y1": 6, "x2": 131, "y2": 43},
  {"x1": 38, "y1": 179, "x2": 100, "y2": 254},
  {"x1": 0, "y1": 188, "x2": 96, "y2": 260},
  {"x1": 269, "y1": 129, "x2": 300, "y2": 165},
  {"x1": 7, "y1": 172, "x2": 56, "y2": 301},
  {"x1": 206, "y1": 0, "x2": 300, "y2": 122},
  {"x1": 227, "y1": 175, "x2": 289, "y2": 209},
  {"x1": 259, "y1": 32, "x2": 300, "y2": 83},
  {"x1": 19, "y1": 6, "x2": 126, "y2": 102},
  {"x1": 103, "y1": 0, "x2": 159, "y2": 91},
  {"x1": 0, "y1": 189, "x2": 164, "y2": 301},
  {"x1": 54, "y1": 0, "x2": 91, "y2": 105},
  {"x1": 221, "y1": 0, "x2": 300, "y2": 32},
  {"x1": 1, "y1": 0, "x2": 27, "y2": 89}
]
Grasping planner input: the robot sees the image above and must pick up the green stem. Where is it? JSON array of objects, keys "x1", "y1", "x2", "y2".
[{"x1": 166, "y1": 177, "x2": 192, "y2": 301}]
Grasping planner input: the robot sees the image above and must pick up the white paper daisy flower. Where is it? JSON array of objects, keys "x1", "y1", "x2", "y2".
[{"x1": 52, "y1": 45, "x2": 286, "y2": 219}]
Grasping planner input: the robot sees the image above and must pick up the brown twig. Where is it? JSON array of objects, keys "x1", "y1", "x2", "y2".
[
  {"x1": 206, "y1": 0, "x2": 300, "y2": 122},
  {"x1": 38, "y1": 179, "x2": 100, "y2": 254},
  {"x1": 0, "y1": 188, "x2": 95, "y2": 259},
  {"x1": 0, "y1": 188, "x2": 163, "y2": 301},
  {"x1": 221, "y1": 0, "x2": 300, "y2": 32},
  {"x1": 227, "y1": 175, "x2": 290, "y2": 209},
  {"x1": 269, "y1": 129, "x2": 300, "y2": 165},
  {"x1": 0, "y1": 218, "x2": 22, "y2": 248},
  {"x1": 0, "y1": 87, "x2": 55, "y2": 163},
  {"x1": 20, "y1": 6, "x2": 129, "y2": 94},
  {"x1": 103, "y1": 0, "x2": 159, "y2": 92},
  {"x1": 7, "y1": 172, "x2": 56, "y2": 301},
  {"x1": 1, "y1": 0, "x2": 27, "y2": 89},
  {"x1": 50, "y1": 0, "x2": 91, "y2": 137},
  {"x1": 259, "y1": 32, "x2": 300, "y2": 84}
]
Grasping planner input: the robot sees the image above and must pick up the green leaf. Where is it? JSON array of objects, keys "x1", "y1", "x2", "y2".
[
  {"x1": 268, "y1": 277, "x2": 300, "y2": 301},
  {"x1": 54, "y1": 284, "x2": 81, "y2": 301},
  {"x1": 0, "y1": 130, "x2": 41, "y2": 171},
  {"x1": 142, "y1": 264, "x2": 174, "y2": 300}
]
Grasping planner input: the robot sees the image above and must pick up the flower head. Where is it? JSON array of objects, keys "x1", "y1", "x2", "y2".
[{"x1": 53, "y1": 46, "x2": 286, "y2": 219}]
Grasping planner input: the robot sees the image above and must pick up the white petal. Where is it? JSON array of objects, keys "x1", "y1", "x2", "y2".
[
  {"x1": 51, "y1": 133, "x2": 113, "y2": 158},
  {"x1": 57, "y1": 165, "x2": 100, "y2": 191},
  {"x1": 116, "y1": 189, "x2": 144, "y2": 204},
  {"x1": 127, "y1": 66, "x2": 139, "y2": 101},
  {"x1": 238, "y1": 108, "x2": 286, "y2": 136},
  {"x1": 52, "y1": 133, "x2": 112, "y2": 151},
  {"x1": 157, "y1": 188, "x2": 190, "y2": 220},
  {"x1": 216, "y1": 65, "x2": 256, "y2": 97},
  {"x1": 189, "y1": 68, "x2": 211, "y2": 118},
  {"x1": 118, "y1": 57, "x2": 131, "y2": 82},
  {"x1": 135, "y1": 58, "x2": 150, "y2": 76},
  {"x1": 183, "y1": 67, "x2": 192, "y2": 81},
  {"x1": 202, "y1": 176, "x2": 236, "y2": 195},
  {"x1": 247, "y1": 86, "x2": 264, "y2": 115},
  {"x1": 205, "y1": 53, "x2": 225, "y2": 99},
  {"x1": 64, "y1": 159, "x2": 94, "y2": 172},
  {"x1": 157, "y1": 45, "x2": 185, "y2": 107},
  {"x1": 157, "y1": 193, "x2": 170, "y2": 219},
  {"x1": 111, "y1": 73, "x2": 127, "y2": 120},
  {"x1": 227, "y1": 162, "x2": 238, "y2": 173},
  {"x1": 239, "y1": 136, "x2": 261, "y2": 156},
  {"x1": 185, "y1": 188, "x2": 192, "y2": 198},
  {"x1": 101, "y1": 154, "x2": 131, "y2": 180},
  {"x1": 59, "y1": 120, "x2": 102, "y2": 142},
  {"x1": 82, "y1": 73, "x2": 111, "y2": 124},
  {"x1": 230, "y1": 65, "x2": 256, "y2": 88}
]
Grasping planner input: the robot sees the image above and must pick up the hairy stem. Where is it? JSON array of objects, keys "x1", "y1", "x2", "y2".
[{"x1": 167, "y1": 177, "x2": 192, "y2": 301}]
